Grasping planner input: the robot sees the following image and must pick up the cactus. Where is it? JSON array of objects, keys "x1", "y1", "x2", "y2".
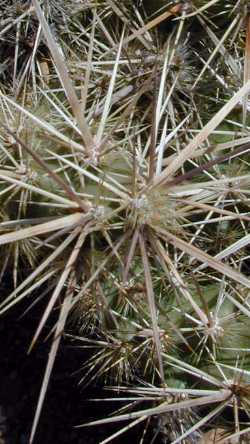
[{"x1": 1, "y1": 0, "x2": 250, "y2": 443}]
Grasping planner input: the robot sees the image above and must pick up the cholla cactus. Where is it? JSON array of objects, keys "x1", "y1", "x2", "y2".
[{"x1": 1, "y1": 0, "x2": 250, "y2": 443}]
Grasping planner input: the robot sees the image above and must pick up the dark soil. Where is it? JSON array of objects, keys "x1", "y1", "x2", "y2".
[{"x1": 0, "y1": 282, "x2": 151, "y2": 444}]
